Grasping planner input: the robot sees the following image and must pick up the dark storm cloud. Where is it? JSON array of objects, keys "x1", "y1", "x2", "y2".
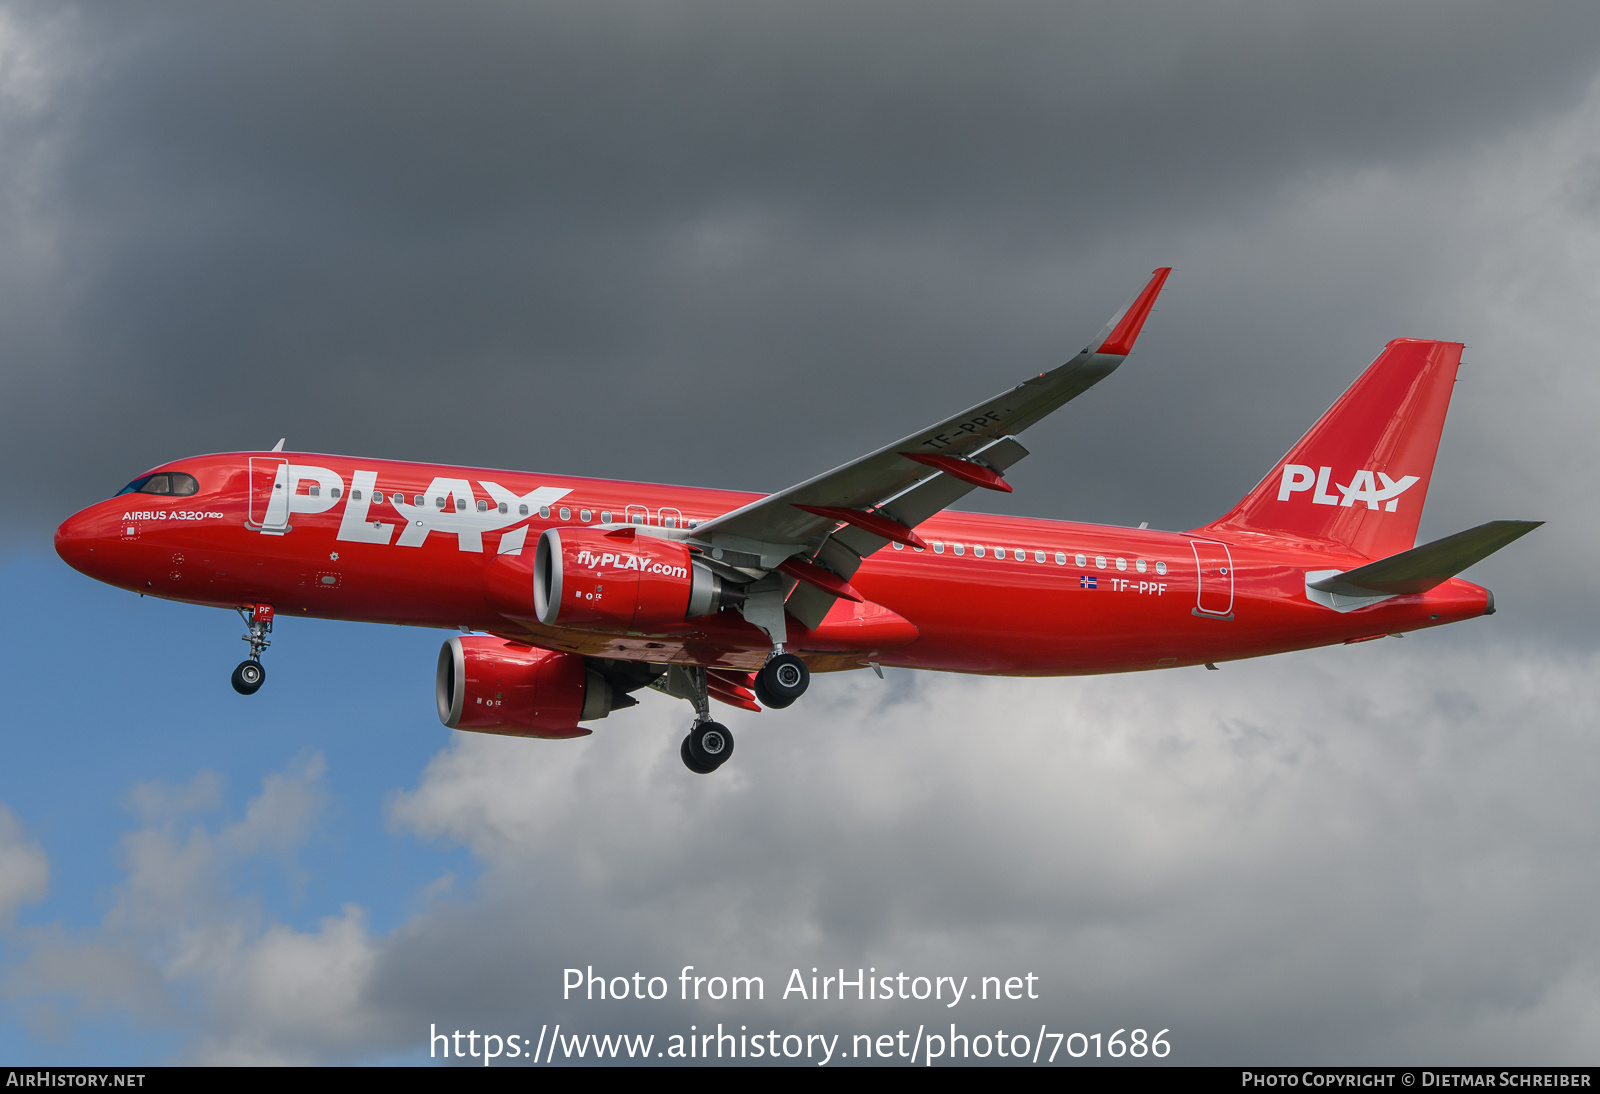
[{"x1": 4, "y1": 0, "x2": 1600, "y2": 558}]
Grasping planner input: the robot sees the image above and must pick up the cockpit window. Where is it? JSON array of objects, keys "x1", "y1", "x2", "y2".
[{"x1": 115, "y1": 472, "x2": 199, "y2": 497}]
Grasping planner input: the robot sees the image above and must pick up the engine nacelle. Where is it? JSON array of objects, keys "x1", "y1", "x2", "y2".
[
  {"x1": 436, "y1": 636, "x2": 620, "y2": 738},
  {"x1": 531, "y1": 527, "x2": 741, "y2": 631}
]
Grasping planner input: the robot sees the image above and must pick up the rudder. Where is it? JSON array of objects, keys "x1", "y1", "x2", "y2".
[{"x1": 1201, "y1": 339, "x2": 1462, "y2": 559}]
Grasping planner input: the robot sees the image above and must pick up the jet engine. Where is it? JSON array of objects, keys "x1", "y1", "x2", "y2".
[
  {"x1": 436, "y1": 635, "x2": 627, "y2": 738},
  {"x1": 528, "y1": 527, "x2": 743, "y2": 631}
]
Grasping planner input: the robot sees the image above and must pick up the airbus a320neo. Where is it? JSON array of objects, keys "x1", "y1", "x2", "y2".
[{"x1": 56, "y1": 269, "x2": 1538, "y2": 773}]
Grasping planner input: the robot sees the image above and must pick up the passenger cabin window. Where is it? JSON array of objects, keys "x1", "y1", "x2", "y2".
[
  {"x1": 116, "y1": 472, "x2": 199, "y2": 497},
  {"x1": 518, "y1": 504, "x2": 528, "y2": 516}
]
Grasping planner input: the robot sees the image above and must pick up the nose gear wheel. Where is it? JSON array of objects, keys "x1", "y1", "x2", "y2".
[{"x1": 231, "y1": 660, "x2": 266, "y2": 695}]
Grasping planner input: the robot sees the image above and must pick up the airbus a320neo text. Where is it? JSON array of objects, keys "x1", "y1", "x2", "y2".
[{"x1": 56, "y1": 269, "x2": 1538, "y2": 773}]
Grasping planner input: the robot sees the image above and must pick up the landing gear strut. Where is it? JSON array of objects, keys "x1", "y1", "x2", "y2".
[
  {"x1": 754, "y1": 651, "x2": 809, "y2": 709},
  {"x1": 232, "y1": 603, "x2": 273, "y2": 696}
]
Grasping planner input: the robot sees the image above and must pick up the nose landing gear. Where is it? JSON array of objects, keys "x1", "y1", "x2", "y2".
[{"x1": 232, "y1": 603, "x2": 273, "y2": 696}]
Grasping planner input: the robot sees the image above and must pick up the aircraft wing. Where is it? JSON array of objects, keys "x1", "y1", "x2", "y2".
[{"x1": 688, "y1": 268, "x2": 1172, "y2": 630}]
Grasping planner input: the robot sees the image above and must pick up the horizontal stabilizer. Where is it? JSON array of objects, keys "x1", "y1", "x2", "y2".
[{"x1": 1308, "y1": 520, "x2": 1541, "y2": 597}]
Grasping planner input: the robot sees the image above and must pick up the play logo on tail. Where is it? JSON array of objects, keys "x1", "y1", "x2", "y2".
[
  {"x1": 1203, "y1": 339, "x2": 1460, "y2": 559},
  {"x1": 1276, "y1": 465, "x2": 1420, "y2": 511}
]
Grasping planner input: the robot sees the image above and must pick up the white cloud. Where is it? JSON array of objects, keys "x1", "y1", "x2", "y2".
[
  {"x1": 375, "y1": 637, "x2": 1600, "y2": 1063},
  {"x1": 3, "y1": 751, "x2": 397, "y2": 1063},
  {"x1": 0, "y1": 801, "x2": 48, "y2": 924}
]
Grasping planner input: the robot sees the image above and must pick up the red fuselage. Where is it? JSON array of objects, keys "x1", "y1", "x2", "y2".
[{"x1": 54, "y1": 451, "x2": 1491, "y2": 675}]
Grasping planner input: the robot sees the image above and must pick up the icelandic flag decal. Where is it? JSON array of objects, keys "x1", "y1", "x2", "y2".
[{"x1": 1080, "y1": 574, "x2": 1097, "y2": 589}]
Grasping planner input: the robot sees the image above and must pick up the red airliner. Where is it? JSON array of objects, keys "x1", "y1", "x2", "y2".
[{"x1": 55, "y1": 270, "x2": 1538, "y2": 773}]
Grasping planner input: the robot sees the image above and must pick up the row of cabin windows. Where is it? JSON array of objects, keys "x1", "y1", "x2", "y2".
[{"x1": 893, "y1": 540, "x2": 1169, "y2": 575}]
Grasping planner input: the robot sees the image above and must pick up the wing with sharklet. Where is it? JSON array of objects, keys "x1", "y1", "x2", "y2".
[{"x1": 688, "y1": 268, "x2": 1172, "y2": 634}]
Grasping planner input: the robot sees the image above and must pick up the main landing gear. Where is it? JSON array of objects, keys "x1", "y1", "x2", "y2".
[
  {"x1": 232, "y1": 603, "x2": 273, "y2": 696},
  {"x1": 655, "y1": 652, "x2": 811, "y2": 774},
  {"x1": 753, "y1": 651, "x2": 809, "y2": 709},
  {"x1": 681, "y1": 669, "x2": 735, "y2": 775},
  {"x1": 653, "y1": 665, "x2": 738, "y2": 774},
  {"x1": 681, "y1": 721, "x2": 734, "y2": 774}
]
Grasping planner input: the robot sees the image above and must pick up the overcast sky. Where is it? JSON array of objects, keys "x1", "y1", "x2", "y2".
[{"x1": 2, "y1": 1, "x2": 1599, "y2": 1065}]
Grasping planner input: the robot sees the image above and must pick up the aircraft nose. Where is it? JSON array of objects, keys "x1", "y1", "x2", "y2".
[{"x1": 54, "y1": 506, "x2": 106, "y2": 576}]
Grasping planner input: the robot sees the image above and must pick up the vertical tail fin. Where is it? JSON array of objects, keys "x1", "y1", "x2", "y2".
[{"x1": 1200, "y1": 339, "x2": 1462, "y2": 559}]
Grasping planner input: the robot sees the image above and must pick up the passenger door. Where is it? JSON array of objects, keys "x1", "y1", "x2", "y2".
[
  {"x1": 1190, "y1": 539, "x2": 1234, "y2": 617},
  {"x1": 249, "y1": 457, "x2": 290, "y2": 534}
]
